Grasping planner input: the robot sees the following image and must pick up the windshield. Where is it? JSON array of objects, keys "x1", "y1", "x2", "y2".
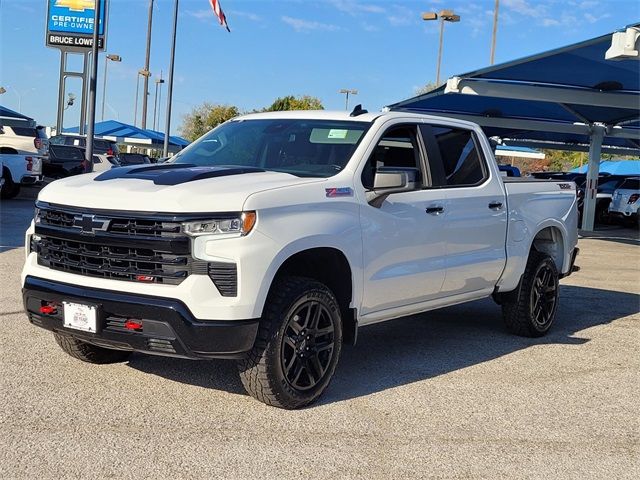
[{"x1": 170, "y1": 118, "x2": 370, "y2": 177}]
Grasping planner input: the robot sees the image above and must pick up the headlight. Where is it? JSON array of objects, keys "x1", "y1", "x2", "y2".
[{"x1": 182, "y1": 211, "x2": 256, "y2": 237}]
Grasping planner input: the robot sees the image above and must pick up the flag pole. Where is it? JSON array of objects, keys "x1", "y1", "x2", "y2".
[{"x1": 163, "y1": 0, "x2": 179, "y2": 157}]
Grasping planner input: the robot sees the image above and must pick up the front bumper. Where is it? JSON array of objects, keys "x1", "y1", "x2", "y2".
[{"x1": 23, "y1": 276, "x2": 259, "y2": 359}]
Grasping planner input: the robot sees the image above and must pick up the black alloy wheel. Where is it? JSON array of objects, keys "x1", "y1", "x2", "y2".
[
  {"x1": 501, "y1": 251, "x2": 559, "y2": 337},
  {"x1": 281, "y1": 301, "x2": 336, "y2": 391},
  {"x1": 530, "y1": 262, "x2": 558, "y2": 328}
]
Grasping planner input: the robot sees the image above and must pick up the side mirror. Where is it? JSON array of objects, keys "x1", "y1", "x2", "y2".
[{"x1": 366, "y1": 167, "x2": 419, "y2": 208}]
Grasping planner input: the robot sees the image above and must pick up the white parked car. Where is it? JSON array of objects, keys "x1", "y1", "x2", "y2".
[
  {"x1": 22, "y1": 110, "x2": 579, "y2": 408},
  {"x1": 92, "y1": 153, "x2": 120, "y2": 172},
  {"x1": 609, "y1": 177, "x2": 640, "y2": 226}
]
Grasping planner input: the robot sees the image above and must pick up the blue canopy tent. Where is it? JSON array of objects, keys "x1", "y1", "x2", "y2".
[
  {"x1": 388, "y1": 23, "x2": 640, "y2": 230},
  {"x1": 0, "y1": 105, "x2": 36, "y2": 128},
  {"x1": 571, "y1": 160, "x2": 640, "y2": 175},
  {"x1": 65, "y1": 120, "x2": 189, "y2": 153}
]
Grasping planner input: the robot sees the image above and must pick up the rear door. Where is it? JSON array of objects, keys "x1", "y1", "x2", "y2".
[{"x1": 420, "y1": 124, "x2": 507, "y2": 297}]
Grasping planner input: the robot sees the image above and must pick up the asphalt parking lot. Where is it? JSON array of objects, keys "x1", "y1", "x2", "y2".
[{"x1": 1, "y1": 191, "x2": 638, "y2": 479}]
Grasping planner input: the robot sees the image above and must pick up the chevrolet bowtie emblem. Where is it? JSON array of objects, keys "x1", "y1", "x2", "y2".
[
  {"x1": 55, "y1": 0, "x2": 96, "y2": 13},
  {"x1": 73, "y1": 214, "x2": 110, "y2": 234}
]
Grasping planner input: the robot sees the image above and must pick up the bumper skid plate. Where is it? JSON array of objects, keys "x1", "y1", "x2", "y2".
[{"x1": 23, "y1": 276, "x2": 259, "y2": 359}]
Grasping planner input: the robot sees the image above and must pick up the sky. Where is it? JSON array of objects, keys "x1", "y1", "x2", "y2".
[{"x1": 0, "y1": 0, "x2": 638, "y2": 135}]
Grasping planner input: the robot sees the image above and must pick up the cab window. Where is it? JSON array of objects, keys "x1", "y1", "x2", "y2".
[{"x1": 421, "y1": 125, "x2": 487, "y2": 187}]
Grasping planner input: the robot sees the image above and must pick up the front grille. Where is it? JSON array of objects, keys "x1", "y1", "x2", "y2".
[
  {"x1": 39, "y1": 207, "x2": 183, "y2": 238},
  {"x1": 35, "y1": 204, "x2": 204, "y2": 286},
  {"x1": 36, "y1": 236, "x2": 198, "y2": 285}
]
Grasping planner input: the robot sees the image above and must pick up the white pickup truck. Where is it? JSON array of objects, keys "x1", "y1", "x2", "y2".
[
  {"x1": 22, "y1": 110, "x2": 579, "y2": 408},
  {"x1": 1, "y1": 153, "x2": 43, "y2": 199}
]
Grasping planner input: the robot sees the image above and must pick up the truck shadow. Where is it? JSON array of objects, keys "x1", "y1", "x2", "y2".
[{"x1": 127, "y1": 285, "x2": 639, "y2": 405}]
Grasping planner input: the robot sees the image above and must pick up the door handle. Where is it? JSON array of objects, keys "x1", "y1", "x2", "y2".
[
  {"x1": 488, "y1": 201, "x2": 503, "y2": 210},
  {"x1": 426, "y1": 206, "x2": 445, "y2": 215}
]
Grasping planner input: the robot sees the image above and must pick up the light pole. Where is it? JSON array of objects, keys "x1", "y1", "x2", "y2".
[
  {"x1": 153, "y1": 72, "x2": 165, "y2": 131},
  {"x1": 141, "y1": 0, "x2": 154, "y2": 129},
  {"x1": 422, "y1": 9, "x2": 461, "y2": 85},
  {"x1": 134, "y1": 69, "x2": 151, "y2": 127},
  {"x1": 101, "y1": 53, "x2": 121, "y2": 121},
  {"x1": 338, "y1": 89, "x2": 358, "y2": 110},
  {"x1": 490, "y1": 0, "x2": 499, "y2": 65}
]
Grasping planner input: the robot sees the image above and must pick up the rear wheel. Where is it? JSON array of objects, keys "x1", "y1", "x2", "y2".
[
  {"x1": 1, "y1": 170, "x2": 20, "y2": 199},
  {"x1": 502, "y1": 251, "x2": 559, "y2": 337},
  {"x1": 237, "y1": 276, "x2": 342, "y2": 409},
  {"x1": 54, "y1": 333, "x2": 132, "y2": 364}
]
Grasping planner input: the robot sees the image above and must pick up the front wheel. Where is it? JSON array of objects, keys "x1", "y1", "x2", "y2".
[
  {"x1": 237, "y1": 276, "x2": 342, "y2": 409},
  {"x1": 501, "y1": 251, "x2": 560, "y2": 337}
]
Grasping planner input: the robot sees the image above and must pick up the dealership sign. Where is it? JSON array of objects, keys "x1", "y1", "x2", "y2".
[{"x1": 46, "y1": 0, "x2": 108, "y2": 50}]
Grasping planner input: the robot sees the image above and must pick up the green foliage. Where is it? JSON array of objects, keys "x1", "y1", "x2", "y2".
[
  {"x1": 415, "y1": 82, "x2": 438, "y2": 96},
  {"x1": 542, "y1": 150, "x2": 587, "y2": 171},
  {"x1": 179, "y1": 95, "x2": 324, "y2": 141},
  {"x1": 263, "y1": 95, "x2": 324, "y2": 112},
  {"x1": 179, "y1": 103, "x2": 240, "y2": 141}
]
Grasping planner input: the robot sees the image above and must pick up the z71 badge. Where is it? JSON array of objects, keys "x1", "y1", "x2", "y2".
[{"x1": 325, "y1": 187, "x2": 354, "y2": 198}]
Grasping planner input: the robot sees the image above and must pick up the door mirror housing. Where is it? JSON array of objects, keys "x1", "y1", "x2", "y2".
[{"x1": 366, "y1": 167, "x2": 419, "y2": 208}]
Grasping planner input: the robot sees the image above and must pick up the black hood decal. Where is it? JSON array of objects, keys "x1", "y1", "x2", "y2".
[{"x1": 94, "y1": 164, "x2": 266, "y2": 185}]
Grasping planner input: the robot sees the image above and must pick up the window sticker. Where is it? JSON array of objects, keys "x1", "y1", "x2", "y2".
[{"x1": 327, "y1": 129, "x2": 348, "y2": 139}]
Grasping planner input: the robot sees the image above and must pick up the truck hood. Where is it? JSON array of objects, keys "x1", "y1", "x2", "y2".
[{"x1": 38, "y1": 164, "x2": 323, "y2": 212}]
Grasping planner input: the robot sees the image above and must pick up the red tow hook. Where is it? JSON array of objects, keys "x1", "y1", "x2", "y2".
[
  {"x1": 39, "y1": 303, "x2": 58, "y2": 315},
  {"x1": 124, "y1": 320, "x2": 144, "y2": 332}
]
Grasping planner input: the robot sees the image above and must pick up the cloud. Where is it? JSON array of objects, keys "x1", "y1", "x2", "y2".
[
  {"x1": 281, "y1": 16, "x2": 341, "y2": 32},
  {"x1": 186, "y1": 9, "x2": 213, "y2": 21},
  {"x1": 361, "y1": 22, "x2": 379, "y2": 32},
  {"x1": 502, "y1": 0, "x2": 547, "y2": 17},
  {"x1": 387, "y1": 5, "x2": 415, "y2": 27},
  {"x1": 329, "y1": 0, "x2": 385, "y2": 15},
  {"x1": 228, "y1": 10, "x2": 263, "y2": 22}
]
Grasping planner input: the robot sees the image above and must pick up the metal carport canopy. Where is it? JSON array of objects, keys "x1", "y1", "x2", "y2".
[{"x1": 388, "y1": 23, "x2": 640, "y2": 231}]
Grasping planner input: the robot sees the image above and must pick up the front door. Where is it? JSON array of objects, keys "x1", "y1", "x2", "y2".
[{"x1": 359, "y1": 123, "x2": 447, "y2": 317}]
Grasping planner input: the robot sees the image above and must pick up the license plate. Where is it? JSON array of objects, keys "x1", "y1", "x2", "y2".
[{"x1": 63, "y1": 302, "x2": 97, "y2": 333}]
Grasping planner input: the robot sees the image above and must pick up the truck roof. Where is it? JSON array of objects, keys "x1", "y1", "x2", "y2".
[{"x1": 234, "y1": 109, "x2": 481, "y2": 130}]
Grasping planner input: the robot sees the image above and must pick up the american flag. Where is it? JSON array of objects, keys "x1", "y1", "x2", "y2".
[{"x1": 208, "y1": 0, "x2": 231, "y2": 32}]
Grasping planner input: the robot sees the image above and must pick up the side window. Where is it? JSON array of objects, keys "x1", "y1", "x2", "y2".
[
  {"x1": 361, "y1": 125, "x2": 423, "y2": 189},
  {"x1": 423, "y1": 125, "x2": 487, "y2": 187}
]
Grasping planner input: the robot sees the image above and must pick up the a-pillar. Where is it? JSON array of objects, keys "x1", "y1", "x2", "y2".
[{"x1": 582, "y1": 124, "x2": 605, "y2": 231}]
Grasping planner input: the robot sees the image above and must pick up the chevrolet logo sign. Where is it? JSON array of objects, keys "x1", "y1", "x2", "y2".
[
  {"x1": 73, "y1": 215, "x2": 110, "y2": 235},
  {"x1": 55, "y1": 0, "x2": 95, "y2": 12}
]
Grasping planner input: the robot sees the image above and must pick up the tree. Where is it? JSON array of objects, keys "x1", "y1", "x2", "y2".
[
  {"x1": 179, "y1": 103, "x2": 240, "y2": 141},
  {"x1": 415, "y1": 81, "x2": 438, "y2": 96},
  {"x1": 263, "y1": 95, "x2": 324, "y2": 112}
]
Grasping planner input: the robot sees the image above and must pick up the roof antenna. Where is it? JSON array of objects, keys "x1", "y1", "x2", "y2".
[{"x1": 350, "y1": 104, "x2": 368, "y2": 117}]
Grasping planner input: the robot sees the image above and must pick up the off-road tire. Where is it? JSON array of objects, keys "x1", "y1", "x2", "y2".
[
  {"x1": 54, "y1": 333, "x2": 132, "y2": 364},
  {"x1": 502, "y1": 251, "x2": 559, "y2": 338},
  {"x1": 237, "y1": 276, "x2": 343, "y2": 409}
]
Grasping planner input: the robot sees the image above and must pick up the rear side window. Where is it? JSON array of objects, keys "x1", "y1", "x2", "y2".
[
  {"x1": 422, "y1": 125, "x2": 487, "y2": 187},
  {"x1": 619, "y1": 178, "x2": 640, "y2": 190},
  {"x1": 10, "y1": 127, "x2": 36, "y2": 137}
]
